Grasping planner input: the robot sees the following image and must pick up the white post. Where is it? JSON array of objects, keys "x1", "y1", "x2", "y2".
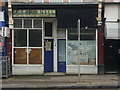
[{"x1": 78, "y1": 19, "x2": 81, "y2": 82}]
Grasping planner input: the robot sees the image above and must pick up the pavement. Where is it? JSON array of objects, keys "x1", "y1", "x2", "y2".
[{"x1": 1, "y1": 74, "x2": 120, "y2": 89}]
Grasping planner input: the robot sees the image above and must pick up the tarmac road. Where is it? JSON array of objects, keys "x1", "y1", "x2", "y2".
[{"x1": 1, "y1": 89, "x2": 120, "y2": 90}]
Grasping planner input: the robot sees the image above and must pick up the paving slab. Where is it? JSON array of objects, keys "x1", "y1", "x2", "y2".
[{"x1": 1, "y1": 74, "x2": 120, "y2": 89}]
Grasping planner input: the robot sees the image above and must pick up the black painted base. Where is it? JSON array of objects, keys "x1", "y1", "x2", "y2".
[{"x1": 98, "y1": 64, "x2": 104, "y2": 74}]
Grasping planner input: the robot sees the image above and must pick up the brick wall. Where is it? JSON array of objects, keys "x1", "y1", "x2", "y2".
[{"x1": 6, "y1": 30, "x2": 12, "y2": 65}]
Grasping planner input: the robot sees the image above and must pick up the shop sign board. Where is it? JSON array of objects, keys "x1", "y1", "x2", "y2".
[{"x1": 13, "y1": 9, "x2": 56, "y2": 17}]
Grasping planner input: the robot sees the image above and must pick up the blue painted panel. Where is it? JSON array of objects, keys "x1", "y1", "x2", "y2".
[
  {"x1": 44, "y1": 39, "x2": 53, "y2": 72},
  {"x1": 0, "y1": 22, "x2": 5, "y2": 28},
  {"x1": 58, "y1": 39, "x2": 66, "y2": 72},
  {"x1": 58, "y1": 62, "x2": 66, "y2": 72}
]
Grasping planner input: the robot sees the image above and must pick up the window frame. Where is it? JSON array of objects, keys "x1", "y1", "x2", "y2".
[
  {"x1": 13, "y1": 18, "x2": 44, "y2": 65},
  {"x1": 67, "y1": 29, "x2": 97, "y2": 66}
]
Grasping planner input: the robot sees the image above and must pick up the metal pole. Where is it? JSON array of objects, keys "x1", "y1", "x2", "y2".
[{"x1": 78, "y1": 19, "x2": 80, "y2": 82}]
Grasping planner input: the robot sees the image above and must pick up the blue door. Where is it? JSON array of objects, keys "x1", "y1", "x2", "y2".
[
  {"x1": 58, "y1": 39, "x2": 66, "y2": 72},
  {"x1": 44, "y1": 39, "x2": 54, "y2": 72}
]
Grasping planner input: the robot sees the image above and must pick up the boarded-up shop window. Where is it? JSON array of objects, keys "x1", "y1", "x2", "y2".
[
  {"x1": 29, "y1": 49, "x2": 42, "y2": 64},
  {"x1": 14, "y1": 48, "x2": 27, "y2": 64}
]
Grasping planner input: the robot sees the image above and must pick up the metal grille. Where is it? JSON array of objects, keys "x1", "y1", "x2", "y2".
[{"x1": 0, "y1": 56, "x2": 10, "y2": 78}]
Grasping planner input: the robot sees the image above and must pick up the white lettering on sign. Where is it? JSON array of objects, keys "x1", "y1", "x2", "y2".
[{"x1": 13, "y1": 9, "x2": 56, "y2": 17}]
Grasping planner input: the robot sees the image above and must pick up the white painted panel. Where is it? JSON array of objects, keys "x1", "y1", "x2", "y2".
[
  {"x1": 119, "y1": 23, "x2": 120, "y2": 39},
  {"x1": 119, "y1": 5, "x2": 120, "y2": 18},
  {"x1": 53, "y1": 20, "x2": 57, "y2": 72},
  {"x1": 0, "y1": 12, "x2": 4, "y2": 21},
  {"x1": 57, "y1": 30, "x2": 66, "y2": 39},
  {"x1": 114, "y1": 0, "x2": 120, "y2": 2},
  {"x1": 118, "y1": 5, "x2": 120, "y2": 39},
  {"x1": 105, "y1": 4, "x2": 118, "y2": 21},
  {"x1": 66, "y1": 65, "x2": 97, "y2": 74},
  {"x1": 105, "y1": 23, "x2": 119, "y2": 39},
  {"x1": 12, "y1": 66, "x2": 44, "y2": 75}
]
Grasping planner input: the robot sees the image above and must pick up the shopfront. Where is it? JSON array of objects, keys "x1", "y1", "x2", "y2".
[{"x1": 9, "y1": 3, "x2": 98, "y2": 75}]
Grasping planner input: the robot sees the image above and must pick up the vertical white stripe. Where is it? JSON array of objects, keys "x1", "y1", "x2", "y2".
[
  {"x1": 96, "y1": 29, "x2": 98, "y2": 66},
  {"x1": 66, "y1": 29, "x2": 68, "y2": 66},
  {"x1": 27, "y1": 29, "x2": 29, "y2": 65},
  {"x1": 53, "y1": 20, "x2": 57, "y2": 72},
  {"x1": 12, "y1": 29, "x2": 14, "y2": 65},
  {"x1": 42, "y1": 19, "x2": 44, "y2": 66}
]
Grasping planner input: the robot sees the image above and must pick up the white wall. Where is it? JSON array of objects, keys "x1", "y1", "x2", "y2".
[
  {"x1": 12, "y1": 65, "x2": 44, "y2": 75},
  {"x1": 105, "y1": 23, "x2": 118, "y2": 39},
  {"x1": 118, "y1": 5, "x2": 120, "y2": 39},
  {"x1": 105, "y1": 4, "x2": 118, "y2": 21},
  {"x1": 105, "y1": 4, "x2": 120, "y2": 39}
]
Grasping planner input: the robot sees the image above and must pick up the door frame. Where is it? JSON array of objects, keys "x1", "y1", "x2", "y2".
[
  {"x1": 57, "y1": 29, "x2": 67, "y2": 73},
  {"x1": 44, "y1": 39, "x2": 54, "y2": 72},
  {"x1": 104, "y1": 39, "x2": 119, "y2": 73},
  {"x1": 57, "y1": 39, "x2": 66, "y2": 72},
  {"x1": 43, "y1": 19, "x2": 57, "y2": 72}
]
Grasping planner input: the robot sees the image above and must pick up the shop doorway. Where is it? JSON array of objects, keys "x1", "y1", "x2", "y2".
[
  {"x1": 44, "y1": 39, "x2": 54, "y2": 72},
  {"x1": 44, "y1": 22, "x2": 54, "y2": 72},
  {"x1": 104, "y1": 40, "x2": 120, "y2": 73},
  {"x1": 57, "y1": 39, "x2": 66, "y2": 72}
]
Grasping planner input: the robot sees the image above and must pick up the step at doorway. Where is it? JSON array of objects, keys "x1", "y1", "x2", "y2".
[{"x1": 44, "y1": 72, "x2": 66, "y2": 76}]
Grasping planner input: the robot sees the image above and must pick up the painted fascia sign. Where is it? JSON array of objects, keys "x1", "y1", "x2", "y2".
[{"x1": 13, "y1": 9, "x2": 56, "y2": 17}]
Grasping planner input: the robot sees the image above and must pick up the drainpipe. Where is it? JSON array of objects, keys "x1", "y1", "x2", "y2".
[
  {"x1": 97, "y1": 0, "x2": 105, "y2": 74},
  {"x1": 7, "y1": 0, "x2": 13, "y2": 72}
]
